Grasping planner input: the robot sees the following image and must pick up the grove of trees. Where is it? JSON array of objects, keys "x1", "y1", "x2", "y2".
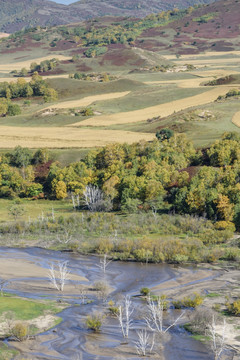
[{"x1": 1, "y1": 132, "x2": 240, "y2": 231}]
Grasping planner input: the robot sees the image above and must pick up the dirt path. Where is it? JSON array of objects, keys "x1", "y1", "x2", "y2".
[
  {"x1": 232, "y1": 111, "x2": 240, "y2": 127},
  {"x1": 70, "y1": 86, "x2": 230, "y2": 127}
]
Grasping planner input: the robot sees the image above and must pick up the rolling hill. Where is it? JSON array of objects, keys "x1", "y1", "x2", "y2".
[{"x1": 0, "y1": 0, "x2": 220, "y2": 33}]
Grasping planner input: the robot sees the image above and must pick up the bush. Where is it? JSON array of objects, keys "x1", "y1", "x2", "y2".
[
  {"x1": 156, "y1": 128, "x2": 174, "y2": 141},
  {"x1": 173, "y1": 293, "x2": 203, "y2": 309},
  {"x1": 85, "y1": 313, "x2": 103, "y2": 331},
  {"x1": 108, "y1": 300, "x2": 119, "y2": 316},
  {"x1": 140, "y1": 287, "x2": 150, "y2": 296},
  {"x1": 7, "y1": 104, "x2": 21, "y2": 116},
  {"x1": 227, "y1": 299, "x2": 240, "y2": 316},
  {"x1": 12, "y1": 322, "x2": 28, "y2": 341}
]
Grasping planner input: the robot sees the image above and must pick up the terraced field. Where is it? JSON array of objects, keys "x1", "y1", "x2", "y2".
[{"x1": 0, "y1": 50, "x2": 240, "y2": 149}]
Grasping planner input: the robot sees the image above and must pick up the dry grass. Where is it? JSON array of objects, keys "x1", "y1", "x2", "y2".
[
  {"x1": 144, "y1": 78, "x2": 210, "y2": 88},
  {"x1": 192, "y1": 69, "x2": 240, "y2": 78},
  {"x1": 0, "y1": 74, "x2": 70, "y2": 83},
  {"x1": 0, "y1": 55, "x2": 70, "y2": 72},
  {"x1": 0, "y1": 33, "x2": 9, "y2": 39},
  {"x1": 70, "y1": 86, "x2": 231, "y2": 127},
  {"x1": 43, "y1": 91, "x2": 130, "y2": 110},
  {"x1": 232, "y1": 110, "x2": 240, "y2": 127},
  {"x1": 164, "y1": 51, "x2": 240, "y2": 60},
  {"x1": 0, "y1": 126, "x2": 154, "y2": 148},
  {"x1": 174, "y1": 58, "x2": 240, "y2": 65},
  {"x1": 145, "y1": 77, "x2": 240, "y2": 89}
]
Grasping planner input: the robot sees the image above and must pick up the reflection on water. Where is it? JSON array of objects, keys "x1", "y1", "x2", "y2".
[{"x1": 0, "y1": 247, "x2": 234, "y2": 360}]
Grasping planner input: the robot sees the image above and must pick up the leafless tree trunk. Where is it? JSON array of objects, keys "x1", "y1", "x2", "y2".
[
  {"x1": 71, "y1": 193, "x2": 80, "y2": 210},
  {"x1": 135, "y1": 329, "x2": 155, "y2": 356},
  {"x1": 208, "y1": 316, "x2": 226, "y2": 360},
  {"x1": 48, "y1": 261, "x2": 70, "y2": 291},
  {"x1": 83, "y1": 185, "x2": 104, "y2": 212},
  {"x1": 117, "y1": 295, "x2": 134, "y2": 338},
  {"x1": 57, "y1": 230, "x2": 72, "y2": 244},
  {"x1": 97, "y1": 254, "x2": 112, "y2": 274},
  {"x1": 145, "y1": 296, "x2": 184, "y2": 334}
]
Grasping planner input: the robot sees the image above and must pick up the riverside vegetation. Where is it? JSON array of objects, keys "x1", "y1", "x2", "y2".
[{"x1": 1, "y1": 131, "x2": 240, "y2": 264}]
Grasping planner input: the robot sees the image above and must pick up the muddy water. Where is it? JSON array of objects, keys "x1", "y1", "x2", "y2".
[{"x1": 0, "y1": 247, "x2": 221, "y2": 359}]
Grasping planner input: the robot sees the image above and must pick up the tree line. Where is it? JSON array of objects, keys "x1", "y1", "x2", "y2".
[{"x1": 1, "y1": 131, "x2": 240, "y2": 229}]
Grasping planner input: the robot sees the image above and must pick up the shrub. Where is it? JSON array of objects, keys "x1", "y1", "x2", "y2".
[
  {"x1": 140, "y1": 287, "x2": 150, "y2": 296},
  {"x1": 85, "y1": 313, "x2": 103, "y2": 331},
  {"x1": 173, "y1": 293, "x2": 203, "y2": 309},
  {"x1": 108, "y1": 301, "x2": 119, "y2": 316},
  {"x1": 7, "y1": 104, "x2": 21, "y2": 116},
  {"x1": 12, "y1": 322, "x2": 28, "y2": 341},
  {"x1": 227, "y1": 299, "x2": 240, "y2": 316}
]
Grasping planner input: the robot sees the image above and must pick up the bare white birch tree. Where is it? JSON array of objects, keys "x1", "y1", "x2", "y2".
[
  {"x1": 208, "y1": 316, "x2": 226, "y2": 360},
  {"x1": 56, "y1": 229, "x2": 72, "y2": 245},
  {"x1": 135, "y1": 329, "x2": 155, "y2": 356},
  {"x1": 48, "y1": 261, "x2": 70, "y2": 291},
  {"x1": 145, "y1": 296, "x2": 184, "y2": 334},
  {"x1": 83, "y1": 185, "x2": 104, "y2": 212},
  {"x1": 117, "y1": 295, "x2": 134, "y2": 338},
  {"x1": 97, "y1": 254, "x2": 112, "y2": 274}
]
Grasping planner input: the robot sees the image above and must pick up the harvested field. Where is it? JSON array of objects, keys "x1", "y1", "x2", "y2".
[
  {"x1": 70, "y1": 86, "x2": 231, "y2": 127},
  {"x1": 145, "y1": 77, "x2": 240, "y2": 88},
  {"x1": 0, "y1": 55, "x2": 70, "y2": 72},
  {"x1": 0, "y1": 33, "x2": 9, "y2": 39},
  {"x1": 232, "y1": 111, "x2": 240, "y2": 127},
  {"x1": 164, "y1": 51, "x2": 240, "y2": 60},
  {"x1": 42, "y1": 91, "x2": 130, "y2": 110},
  {"x1": 173, "y1": 58, "x2": 240, "y2": 66},
  {"x1": 0, "y1": 127, "x2": 154, "y2": 148}
]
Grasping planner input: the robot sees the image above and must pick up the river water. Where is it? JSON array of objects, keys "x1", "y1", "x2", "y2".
[{"x1": 0, "y1": 247, "x2": 233, "y2": 360}]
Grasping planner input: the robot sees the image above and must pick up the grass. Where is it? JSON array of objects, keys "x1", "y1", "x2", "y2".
[
  {"x1": 0, "y1": 342, "x2": 19, "y2": 360},
  {"x1": 0, "y1": 198, "x2": 74, "y2": 222},
  {"x1": 0, "y1": 126, "x2": 155, "y2": 148},
  {"x1": 232, "y1": 110, "x2": 240, "y2": 127},
  {"x1": 0, "y1": 295, "x2": 62, "y2": 320},
  {"x1": 89, "y1": 86, "x2": 207, "y2": 114},
  {"x1": 73, "y1": 86, "x2": 231, "y2": 127},
  {"x1": 183, "y1": 323, "x2": 210, "y2": 343},
  {"x1": 0, "y1": 47, "x2": 239, "y2": 151},
  {"x1": 0, "y1": 55, "x2": 70, "y2": 72},
  {"x1": 118, "y1": 97, "x2": 240, "y2": 147},
  {"x1": 206, "y1": 292, "x2": 221, "y2": 298}
]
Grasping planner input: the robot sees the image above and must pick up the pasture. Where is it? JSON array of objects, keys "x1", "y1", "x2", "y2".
[{"x1": 0, "y1": 50, "x2": 240, "y2": 150}]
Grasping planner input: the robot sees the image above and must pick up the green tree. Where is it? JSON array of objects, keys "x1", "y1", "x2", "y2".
[
  {"x1": 156, "y1": 128, "x2": 174, "y2": 141},
  {"x1": 10, "y1": 146, "x2": 32, "y2": 168}
]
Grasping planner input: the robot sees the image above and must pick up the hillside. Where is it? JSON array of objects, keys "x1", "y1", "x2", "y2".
[
  {"x1": 0, "y1": 0, "x2": 219, "y2": 33},
  {"x1": 0, "y1": 0, "x2": 239, "y2": 67}
]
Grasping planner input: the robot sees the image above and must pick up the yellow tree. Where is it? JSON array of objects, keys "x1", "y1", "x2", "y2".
[{"x1": 216, "y1": 194, "x2": 234, "y2": 222}]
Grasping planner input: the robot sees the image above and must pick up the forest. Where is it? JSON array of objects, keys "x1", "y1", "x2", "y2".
[{"x1": 1, "y1": 131, "x2": 240, "y2": 232}]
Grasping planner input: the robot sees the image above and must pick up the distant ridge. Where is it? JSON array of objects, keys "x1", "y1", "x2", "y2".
[{"x1": 0, "y1": 0, "x2": 220, "y2": 33}]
